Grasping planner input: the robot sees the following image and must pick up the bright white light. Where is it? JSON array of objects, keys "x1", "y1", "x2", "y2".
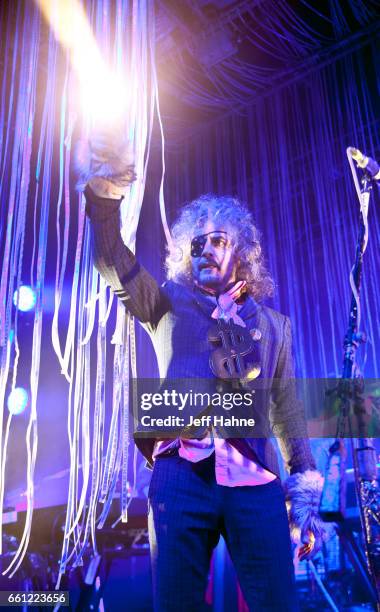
[
  {"x1": 35, "y1": 0, "x2": 129, "y2": 127},
  {"x1": 80, "y1": 72, "x2": 128, "y2": 126},
  {"x1": 13, "y1": 286, "x2": 36, "y2": 312},
  {"x1": 7, "y1": 387, "x2": 29, "y2": 415}
]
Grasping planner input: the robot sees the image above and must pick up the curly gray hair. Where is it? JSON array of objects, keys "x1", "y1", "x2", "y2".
[{"x1": 165, "y1": 194, "x2": 274, "y2": 301}]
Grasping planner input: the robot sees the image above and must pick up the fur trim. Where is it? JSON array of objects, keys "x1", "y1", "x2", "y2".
[
  {"x1": 74, "y1": 133, "x2": 136, "y2": 192},
  {"x1": 284, "y1": 470, "x2": 330, "y2": 548}
]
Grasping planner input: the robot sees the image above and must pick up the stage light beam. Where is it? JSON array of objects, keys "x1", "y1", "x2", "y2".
[{"x1": 34, "y1": 0, "x2": 128, "y2": 126}]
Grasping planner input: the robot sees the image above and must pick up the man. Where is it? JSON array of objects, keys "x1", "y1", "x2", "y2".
[{"x1": 79, "y1": 140, "x2": 325, "y2": 611}]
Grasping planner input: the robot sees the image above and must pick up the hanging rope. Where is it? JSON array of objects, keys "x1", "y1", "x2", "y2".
[{"x1": 0, "y1": 0, "x2": 160, "y2": 580}]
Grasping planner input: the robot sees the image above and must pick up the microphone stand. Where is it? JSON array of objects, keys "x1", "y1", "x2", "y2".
[{"x1": 319, "y1": 173, "x2": 380, "y2": 607}]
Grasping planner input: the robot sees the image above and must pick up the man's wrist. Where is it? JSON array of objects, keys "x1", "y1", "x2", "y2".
[
  {"x1": 88, "y1": 177, "x2": 126, "y2": 199},
  {"x1": 84, "y1": 184, "x2": 123, "y2": 223}
]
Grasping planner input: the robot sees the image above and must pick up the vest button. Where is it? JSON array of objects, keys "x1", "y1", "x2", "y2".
[{"x1": 250, "y1": 328, "x2": 262, "y2": 341}]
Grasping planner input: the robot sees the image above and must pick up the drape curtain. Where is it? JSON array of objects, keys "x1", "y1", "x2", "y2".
[{"x1": 161, "y1": 40, "x2": 380, "y2": 380}]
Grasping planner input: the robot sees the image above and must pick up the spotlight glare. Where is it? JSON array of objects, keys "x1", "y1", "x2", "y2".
[
  {"x1": 81, "y1": 72, "x2": 128, "y2": 126},
  {"x1": 7, "y1": 387, "x2": 29, "y2": 415},
  {"x1": 13, "y1": 285, "x2": 36, "y2": 312},
  {"x1": 35, "y1": 0, "x2": 128, "y2": 127}
]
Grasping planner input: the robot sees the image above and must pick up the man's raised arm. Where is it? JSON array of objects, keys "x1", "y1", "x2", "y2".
[{"x1": 82, "y1": 160, "x2": 170, "y2": 329}]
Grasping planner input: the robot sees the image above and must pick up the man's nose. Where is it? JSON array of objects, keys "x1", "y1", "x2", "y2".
[{"x1": 201, "y1": 238, "x2": 215, "y2": 257}]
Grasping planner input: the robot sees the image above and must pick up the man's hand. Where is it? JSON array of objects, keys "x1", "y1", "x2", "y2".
[
  {"x1": 297, "y1": 529, "x2": 318, "y2": 561},
  {"x1": 75, "y1": 127, "x2": 136, "y2": 196},
  {"x1": 284, "y1": 469, "x2": 329, "y2": 561}
]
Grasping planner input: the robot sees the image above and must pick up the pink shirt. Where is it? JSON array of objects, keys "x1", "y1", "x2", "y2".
[{"x1": 153, "y1": 436, "x2": 276, "y2": 486}]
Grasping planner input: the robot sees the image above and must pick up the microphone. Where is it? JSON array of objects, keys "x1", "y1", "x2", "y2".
[{"x1": 349, "y1": 147, "x2": 380, "y2": 181}]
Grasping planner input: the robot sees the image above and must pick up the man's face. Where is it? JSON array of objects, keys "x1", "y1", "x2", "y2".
[{"x1": 191, "y1": 220, "x2": 238, "y2": 293}]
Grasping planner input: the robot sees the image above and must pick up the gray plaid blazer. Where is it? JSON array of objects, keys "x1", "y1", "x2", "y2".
[{"x1": 86, "y1": 186, "x2": 316, "y2": 477}]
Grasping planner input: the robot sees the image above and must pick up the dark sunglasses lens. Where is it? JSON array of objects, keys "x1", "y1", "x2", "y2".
[{"x1": 191, "y1": 236, "x2": 207, "y2": 258}]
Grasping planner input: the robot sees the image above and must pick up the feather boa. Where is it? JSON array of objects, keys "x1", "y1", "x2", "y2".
[
  {"x1": 75, "y1": 132, "x2": 136, "y2": 194},
  {"x1": 283, "y1": 470, "x2": 330, "y2": 551}
]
